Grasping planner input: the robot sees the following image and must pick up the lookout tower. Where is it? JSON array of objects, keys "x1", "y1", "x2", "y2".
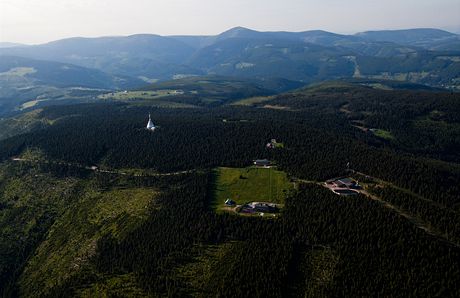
[{"x1": 146, "y1": 114, "x2": 156, "y2": 131}]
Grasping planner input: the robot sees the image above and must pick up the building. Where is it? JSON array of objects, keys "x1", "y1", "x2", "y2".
[
  {"x1": 146, "y1": 114, "x2": 156, "y2": 131},
  {"x1": 225, "y1": 198, "x2": 236, "y2": 206},
  {"x1": 337, "y1": 177, "x2": 356, "y2": 187},
  {"x1": 337, "y1": 178, "x2": 360, "y2": 189},
  {"x1": 327, "y1": 177, "x2": 359, "y2": 188},
  {"x1": 325, "y1": 177, "x2": 361, "y2": 195},
  {"x1": 247, "y1": 202, "x2": 278, "y2": 213},
  {"x1": 254, "y1": 159, "x2": 271, "y2": 167},
  {"x1": 266, "y1": 139, "x2": 278, "y2": 149}
]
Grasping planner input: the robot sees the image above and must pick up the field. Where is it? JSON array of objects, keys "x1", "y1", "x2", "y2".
[
  {"x1": 212, "y1": 167, "x2": 294, "y2": 211},
  {"x1": 371, "y1": 129, "x2": 395, "y2": 140},
  {"x1": 97, "y1": 90, "x2": 200, "y2": 108},
  {"x1": 98, "y1": 90, "x2": 184, "y2": 100},
  {"x1": 20, "y1": 100, "x2": 41, "y2": 110}
]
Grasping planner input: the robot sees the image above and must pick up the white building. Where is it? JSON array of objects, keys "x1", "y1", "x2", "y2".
[{"x1": 146, "y1": 114, "x2": 156, "y2": 131}]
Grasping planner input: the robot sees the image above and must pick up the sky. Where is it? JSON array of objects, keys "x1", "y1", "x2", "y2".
[{"x1": 1, "y1": 0, "x2": 459, "y2": 44}]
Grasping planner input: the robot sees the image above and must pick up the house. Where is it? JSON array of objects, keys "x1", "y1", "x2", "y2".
[
  {"x1": 254, "y1": 159, "x2": 271, "y2": 167},
  {"x1": 249, "y1": 202, "x2": 278, "y2": 213},
  {"x1": 225, "y1": 198, "x2": 236, "y2": 206},
  {"x1": 325, "y1": 177, "x2": 361, "y2": 195},
  {"x1": 337, "y1": 178, "x2": 357, "y2": 188},
  {"x1": 329, "y1": 177, "x2": 359, "y2": 189}
]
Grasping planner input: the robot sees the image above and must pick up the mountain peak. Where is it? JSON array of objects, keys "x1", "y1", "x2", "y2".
[{"x1": 218, "y1": 27, "x2": 261, "y2": 38}]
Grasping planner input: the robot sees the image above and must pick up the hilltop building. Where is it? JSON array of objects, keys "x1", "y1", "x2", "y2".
[
  {"x1": 254, "y1": 159, "x2": 271, "y2": 167},
  {"x1": 146, "y1": 114, "x2": 156, "y2": 131},
  {"x1": 324, "y1": 177, "x2": 361, "y2": 196}
]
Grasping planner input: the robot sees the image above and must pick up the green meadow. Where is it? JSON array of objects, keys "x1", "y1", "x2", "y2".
[{"x1": 212, "y1": 167, "x2": 294, "y2": 211}]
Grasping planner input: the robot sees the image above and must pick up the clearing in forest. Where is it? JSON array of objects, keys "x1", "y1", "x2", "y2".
[{"x1": 212, "y1": 166, "x2": 294, "y2": 213}]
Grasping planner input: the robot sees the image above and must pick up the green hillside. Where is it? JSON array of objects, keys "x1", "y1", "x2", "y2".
[
  {"x1": 0, "y1": 154, "x2": 157, "y2": 296},
  {"x1": 0, "y1": 56, "x2": 144, "y2": 115}
]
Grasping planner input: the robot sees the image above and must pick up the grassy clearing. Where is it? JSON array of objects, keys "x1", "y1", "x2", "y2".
[
  {"x1": 371, "y1": 129, "x2": 395, "y2": 140},
  {"x1": 20, "y1": 100, "x2": 41, "y2": 110},
  {"x1": 98, "y1": 90, "x2": 199, "y2": 108},
  {"x1": 367, "y1": 83, "x2": 393, "y2": 90},
  {"x1": 98, "y1": 90, "x2": 182, "y2": 100},
  {"x1": 138, "y1": 76, "x2": 159, "y2": 83},
  {"x1": 273, "y1": 142, "x2": 284, "y2": 148},
  {"x1": 0, "y1": 67, "x2": 37, "y2": 76},
  {"x1": 212, "y1": 167, "x2": 294, "y2": 211}
]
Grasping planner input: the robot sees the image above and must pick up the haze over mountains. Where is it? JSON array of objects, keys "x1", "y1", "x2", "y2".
[{"x1": 0, "y1": 27, "x2": 459, "y2": 115}]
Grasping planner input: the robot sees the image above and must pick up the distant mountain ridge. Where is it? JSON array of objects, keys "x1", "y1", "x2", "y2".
[
  {"x1": 0, "y1": 27, "x2": 459, "y2": 91},
  {"x1": 356, "y1": 28, "x2": 460, "y2": 51},
  {"x1": 0, "y1": 42, "x2": 26, "y2": 48},
  {"x1": 356, "y1": 28, "x2": 458, "y2": 43}
]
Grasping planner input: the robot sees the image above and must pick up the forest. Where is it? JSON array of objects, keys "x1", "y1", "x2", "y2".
[{"x1": 0, "y1": 82, "x2": 459, "y2": 297}]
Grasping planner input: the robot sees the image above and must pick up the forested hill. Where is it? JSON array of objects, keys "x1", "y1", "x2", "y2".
[
  {"x1": 0, "y1": 56, "x2": 144, "y2": 116},
  {"x1": 257, "y1": 81, "x2": 460, "y2": 162},
  {"x1": 1, "y1": 27, "x2": 459, "y2": 89},
  {"x1": 0, "y1": 81, "x2": 459, "y2": 296}
]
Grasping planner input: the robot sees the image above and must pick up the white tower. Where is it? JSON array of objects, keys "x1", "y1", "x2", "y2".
[{"x1": 146, "y1": 113, "x2": 155, "y2": 130}]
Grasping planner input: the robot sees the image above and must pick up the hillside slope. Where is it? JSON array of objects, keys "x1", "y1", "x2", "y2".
[{"x1": 0, "y1": 56, "x2": 144, "y2": 115}]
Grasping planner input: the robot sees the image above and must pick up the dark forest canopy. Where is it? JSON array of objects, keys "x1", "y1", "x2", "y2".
[{"x1": 0, "y1": 81, "x2": 459, "y2": 297}]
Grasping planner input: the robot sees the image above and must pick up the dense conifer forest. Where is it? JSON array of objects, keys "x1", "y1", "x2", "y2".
[{"x1": 0, "y1": 82, "x2": 459, "y2": 297}]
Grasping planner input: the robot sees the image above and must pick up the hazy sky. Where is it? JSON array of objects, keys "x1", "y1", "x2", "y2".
[{"x1": 1, "y1": 0, "x2": 459, "y2": 44}]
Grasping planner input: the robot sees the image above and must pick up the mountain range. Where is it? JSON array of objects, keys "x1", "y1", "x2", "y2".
[{"x1": 0, "y1": 27, "x2": 459, "y2": 114}]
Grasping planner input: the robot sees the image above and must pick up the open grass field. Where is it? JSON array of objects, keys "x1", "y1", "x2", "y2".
[
  {"x1": 20, "y1": 99, "x2": 41, "y2": 110},
  {"x1": 98, "y1": 90, "x2": 182, "y2": 100},
  {"x1": 371, "y1": 129, "x2": 395, "y2": 140},
  {"x1": 97, "y1": 90, "x2": 199, "y2": 108},
  {"x1": 0, "y1": 67, "x2": 37, "y2": 77},
  {"x1": 212, "y1": 167, "x2": 294, "y2": 211}
]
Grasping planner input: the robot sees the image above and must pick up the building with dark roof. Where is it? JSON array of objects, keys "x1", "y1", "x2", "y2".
[{"x1": 253, "y1": 159, "x2": 271, "y2": 167}]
